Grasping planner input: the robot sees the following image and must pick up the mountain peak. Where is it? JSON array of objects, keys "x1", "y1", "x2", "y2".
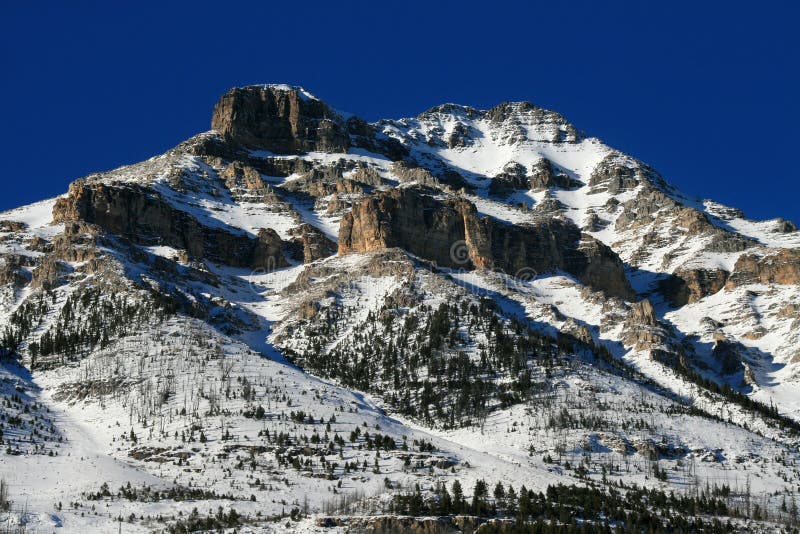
[
  {"x1": 242, "y1": 83, "x2": 319, "y2": 101},
  {"x1": 211, "y1": 84, "x2": 349, "y2": 154}
]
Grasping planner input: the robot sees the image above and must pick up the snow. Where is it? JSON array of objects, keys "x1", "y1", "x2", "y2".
[
  {"x1": 0, "y1": 197, "x2": 58, "y2": 230},
  {"x1": 248, "y1": 84, "x2": 320, "y2": 102},
  {"x1": 3, "y1": 92, "x2": 800, "y2": 532}
]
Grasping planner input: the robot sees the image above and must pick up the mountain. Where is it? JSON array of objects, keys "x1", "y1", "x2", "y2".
[{"x1": 1, "y1": 83, "x2": 800, "y2": 532}]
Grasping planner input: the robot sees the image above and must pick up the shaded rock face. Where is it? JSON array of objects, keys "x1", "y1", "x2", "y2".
[
  {"x1": 589, "y1": 154, "x2": 642, "y2": 194},
  {"x1": 391, "y1": 161, "x2": 471, "y2": 191},
  {"x1": 287, "y1": 224, "x2": 337, "y2": 263},
  {"x1": 211, "y1": 85, "x2": 348, "y2": 154},
  {"x1": 728, "y1": 249, "x2": 800, "y2": 287},
  {"x1": 339, "y1": 187, "x2": 633, "y2": 298},
  {"x1": 712, "y1": 335, "x2": 744, "y2": 376},
  {"x1": 488, "y1": 162, "x2": 528, "y2": 197},
  {"x1": 660, "y1": 267, "x2": 729, "y2": 306},
  {"x1": 0, "y1": 254, "x2": 32, "y2": 286},
  {"x1": 488, "y1": 159, "x2": 581, "y2": 197},
  {"x1": 346, "y1": 116, "x2": 409, "y2": 161},
  {"x1": 53, "y1": 182, "x2": 287, "y2": 270}
]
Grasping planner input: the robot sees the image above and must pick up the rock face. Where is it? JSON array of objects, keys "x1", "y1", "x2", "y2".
[
  {"x1": 728, "y1": 249, "x2": 800, "y2": 287},
  {"x1": 211, "y1": 85, "x2": 348, "y2": 154},
  {"x1": 623, "y1": 299, "x2": 666, "y2": 350},
  {"x1": 660, "y1": 267, "x2": 729, "y2": 306},
  {"x1": 289, "y1": 224, "x2": 337, "y2": 263},
  {"x1": 338, "y1": 187, "x2": 634, "y2": 298},
  {"x1": 53, "y1": 181, "x2": 287, "y2": 270},
  {"x1": 712, "y1": 334, "x2": 744, "y2": 376},
  {"x1": 338, "y1": 187, "x2": 468, "y2": 267},
  {"x1": 0, "y1": 254, "x2": 31, "y2": 286}
]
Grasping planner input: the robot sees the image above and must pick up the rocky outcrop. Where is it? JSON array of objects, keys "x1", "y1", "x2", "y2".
[
  {"x1": 218, "y1": 161, "x2": 280, "y2": 203},
  {"x1": 211, "y1": 85, "x2": 348, "y2": 154},
  {"x1": 0, "y1": 254, "x2": 32, "y2": 286},
  {"x1": 614, "y1": 186, "x2": 754, "y2": 255},
  {"x1": 391, "y1": 161, "x2": 441, "y2": 188},
  {"x1": 346, "y1": 116, "x2": 409, "y2": 161},
  {"x1": 448, "y1": 121, "x2": 472, "y2": 148},
  {"x1": 0, "y1": 220, "x2": 28, "y2": 233},
  {"x1": 488, "y1": 158, "x2": 578, "y2": 198},
  {"x1": 712, "y1": 333, "x2": 744, "y2": 376},
  {"x1": 486, "y1": 101, "x2": 582, "y2": 143},
  {"x1": 338, "y1": 187, "x2": 634, "y2": 298},
  {"x1": 288, "y1": 224, "x2": 337, "y2": 263},
  {"x1": 572, "y1": 236, "x2": 634, "y2": 300},
  {"x1": 30, "y1": 258, "x2": 66, "y2": 289},
  {"x1": 53, "y1": 181, "x2": 287, "y2": 270},
  {"x1": 727, "y1": 248, "x2": 800, "y2": 287},
  {"x1": 488, "y1": 162, "x2": 527, "y2": 197},
  {"x1": 338, "y1": 187, "x2": 468, "y2": 268},
  {"x1": 623, "y1": 299, "x2": 665, "y2": 350},
  {"x1": 589, "y1": 154, "x2": 642, "y2": 194},
  {"x1": 528, "y1": 158, "x2": 578, "y2": 191},
  {"x1": 659, "y1": 267, "x2": 729, "y2": 306}
]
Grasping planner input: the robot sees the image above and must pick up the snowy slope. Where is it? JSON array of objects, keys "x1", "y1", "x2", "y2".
[{"x1": 2, "y1": 84, "x2": 800, "y2": 531}]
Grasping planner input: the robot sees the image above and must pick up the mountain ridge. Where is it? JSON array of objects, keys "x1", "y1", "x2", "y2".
[{"x1": 1, "y1": 83, "x2": 799, "y2": 532}]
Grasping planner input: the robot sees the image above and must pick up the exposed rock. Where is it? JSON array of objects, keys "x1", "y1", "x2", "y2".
[
  {"x1": 346, "y1": 116, "x2": 409, "y2": 161},
  {"x1": 774, "y1": 218, "x2": 797, "y2": 233},
  {"x1": 571, "y1": 236, "x2": 634, "y2": 300},
  {"x1": 30, "y1": 258, "x2": 66, "y2": 289},
  {"x1": 614, "y1": 186, "x2": 754, "y2": 255},
  {"x1": 245, "y1": 155, "x2": 312, "y2": 178},
  {"x1": 218, "y1": 161, "x2": 277, "y2": 203},
  {"x1": 560, "y1": 318, "x2": 595, "y2": 347},
  {"x1": 488, "y1": 162, "x2": 527, "y2": 197},
  {"x1": 528, "y1": 158, "x2": 578, "y2": 191},
  {"x1": 288, "y1": 224, "x2": 337, "y2": 263},
  {"x1": 589, "y1": 154, "x2": 642, "y2": 194},
  {"x1": 350, "y1": 165, "x2": 383, "y2": 186},
  {"x1": 712, "y1": 333, "x2": 744, "y2": 375},
  {"x1": 447, "y1": 121, "x2": 472, "y2": 148},
  {"x1": 0, "y1": 220, "x2": 28, "y2": 233},
  {"x1": 728, "y1": 248, "x2": 800, "y2": 287},
  {"x1": 659, "y1": 267, "x2": 729, "y2": 306},
  {"x1": 0, "y1": 255, "x2": 31, "y2": 286},
  {"x1": 488, "y1": 158, "x2": 577, "y2": 197},
  {"x1": 486, "y1": 101, "x2": 582, "y2": 143},
  {"x1": 53, "y1": 181, "x2": 287, "y2": 270},
  {"x1": 339, "y1": 187, "x2": 633, "y2": 298},
  {"x1": 623, "y1": 299, "x2": 665, "y2": 350},
  {"x1": 211, "y1": 85, "x2": 348, "y2": 154},
  {"x1": 281, "y1": 163, "x2": 374, "y2": 200},
  {"x1": 391, "y1": 161, "x2": 440, "y2": 187},
  {"x1": 338, "y1": 187, "x2": 466, "y2": 268}
]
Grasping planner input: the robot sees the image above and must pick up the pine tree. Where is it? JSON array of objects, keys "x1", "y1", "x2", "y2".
[{"x1": 452, "y1": 480, "x2": 464, "y2": 514}]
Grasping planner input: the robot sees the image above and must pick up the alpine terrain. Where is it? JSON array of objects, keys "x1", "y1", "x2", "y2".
[{"x1": 2, "y1": 84, "x2": 800, "y2": 533}]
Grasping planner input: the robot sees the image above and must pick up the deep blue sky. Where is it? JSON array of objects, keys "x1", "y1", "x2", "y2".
[{"x1": 2, "y1": 1, "x2": 798, "y2": 222}]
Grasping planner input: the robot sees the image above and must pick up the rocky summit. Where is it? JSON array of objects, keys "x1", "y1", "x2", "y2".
[{"x1": 2, "y1": 83, "x2": 800, "y2": 532}]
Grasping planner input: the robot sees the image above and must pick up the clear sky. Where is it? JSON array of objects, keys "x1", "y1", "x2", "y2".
[{"x1": 2, "y1": 1, "x2": 798, "y2": 222}]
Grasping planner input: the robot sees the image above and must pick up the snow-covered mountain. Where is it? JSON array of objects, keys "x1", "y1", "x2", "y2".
[{"x1": 1, "y1": 84, "x2": 799, "y2": 532}]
